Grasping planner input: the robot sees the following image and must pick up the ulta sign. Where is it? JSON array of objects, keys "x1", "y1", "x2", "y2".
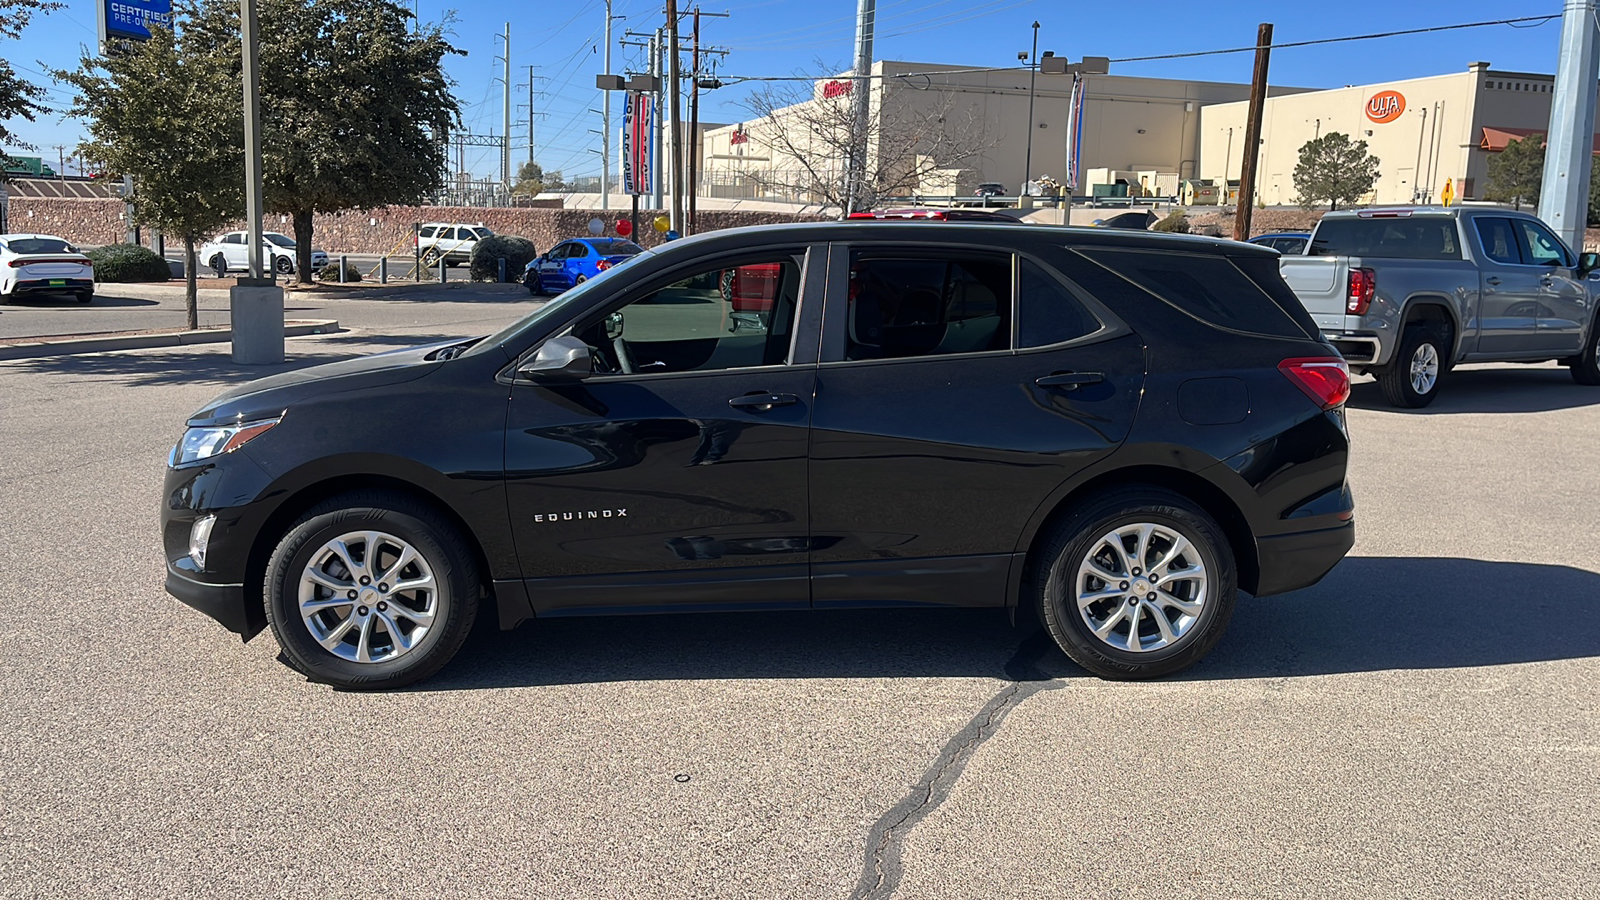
[{"x1": 1366, "y1": 90, "x2": 1406, "y2": 124}]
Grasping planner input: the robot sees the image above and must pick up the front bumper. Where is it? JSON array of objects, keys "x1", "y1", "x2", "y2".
[{"x1": 165, "y1": 561, "x2": 260, "y2": 639}]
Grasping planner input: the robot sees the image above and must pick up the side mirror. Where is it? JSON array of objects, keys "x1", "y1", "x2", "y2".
[
  {"x1": 517, "y1": 335, "x2": 593, "y2": 381},
  {"x1": 604, "y1": 310, "x2": 624, "y2": 341},
  {"x1": 1579, "y1": 252, "x2": 1599, "y2": 275}
]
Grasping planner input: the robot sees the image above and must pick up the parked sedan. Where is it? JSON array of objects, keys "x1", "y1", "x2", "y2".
[
  {"x1": 161, "y1": 220, "x2": 1355, "y2": 690},
  {"x1": 200, "y1": 231, "x2": 328, "y2": 276},
  {"x1": 0, "y1": 233, "x2": 94, "y2": 304},
  {"x1": 525, "y1": 238, "x2": 644, "y2": 294}
]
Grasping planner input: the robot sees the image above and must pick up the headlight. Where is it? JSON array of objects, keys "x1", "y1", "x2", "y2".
[{"x1": 170, "y1": 415, "x2": 282, "y2": 466}]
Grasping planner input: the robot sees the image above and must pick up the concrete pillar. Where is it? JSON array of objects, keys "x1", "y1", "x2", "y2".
[{"x1": 231, "y1": 280, "x2": 284, "y2": 364}]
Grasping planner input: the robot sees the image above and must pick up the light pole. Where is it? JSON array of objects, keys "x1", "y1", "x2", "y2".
[{"x1": 1023, "y1": 20, "x2": 1040, "y2": 192}]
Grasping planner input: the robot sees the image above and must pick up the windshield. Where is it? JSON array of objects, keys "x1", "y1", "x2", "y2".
[
  {"x1": 264, "y1": 232, "x2": 297, "y2": 248},
  {"x1": 465, "y1": 246, "x2": 662, "y2": 358},
  {"x1": 5, "y1": 237, "x2": 74, "y2": 254}
]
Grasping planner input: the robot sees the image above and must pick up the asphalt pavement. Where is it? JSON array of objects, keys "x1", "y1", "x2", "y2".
[{"x1": 1, "y1": 328, "x2": 1596, "y2": 898}]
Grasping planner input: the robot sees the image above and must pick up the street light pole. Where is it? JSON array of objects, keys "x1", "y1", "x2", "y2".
[
  {"x1": 242, "y1": 0, "x2": 266, "y2": 282},
  {"x1": 1023, "y1": 20, "x2": 1039, "y2": 192}
]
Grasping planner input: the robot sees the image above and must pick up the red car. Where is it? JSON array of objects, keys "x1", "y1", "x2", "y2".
[{"x1": 724, "y1": 263, "x2": 782, "y2": 332}]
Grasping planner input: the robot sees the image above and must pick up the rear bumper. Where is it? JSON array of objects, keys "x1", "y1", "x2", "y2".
[
  {"x1": 1322, "y1": 331, "x2": 1383, "y2": 366},
  {"x1": 1253, "y1": 520, "x2": 1355, "y2": 597},
  {"x1": 12, "y1": 278, "x2": 92, "y2": 293}
]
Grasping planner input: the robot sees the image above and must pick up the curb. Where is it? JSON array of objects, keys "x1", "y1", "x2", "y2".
[
  {"x1": 0, "y1": 318, "x2": 341, "y2": 361},
  {"x1": 286, "y1": 282, "x2": 529, "y2": 301}
]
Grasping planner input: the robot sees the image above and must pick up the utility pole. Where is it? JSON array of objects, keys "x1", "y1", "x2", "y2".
[
  {"x1": 1233, "y1": 22, "x2": 1272, "y2": 242},
  {"x1": 1023, "y1": 21, "x2": 1039, "y2": 191},
  {"x1": 528, "y1": 66, "x2": 538, "y2": 165},
  {"x1": 847, "y1": 0, "x2": 876, "y2": 215},
  {"x1": 688, "y1": 8, "x2": 700, "y2": 233},
  {"x1": 601, "y1": 0, "x2": 614, "y2": 210},
  {"x1": 667, "y1": 0, "x2": 683, "y2": 231},
  {"x1": 1539, "y1": 0, "x2": 1600, "y2": 254},
  {"x1": 501, "y1": 23, "x2": 512, "y2": 192},
  {"x1": 653, "y1": 29, "x2": 664, "y2": 210},
  {"x1": 52, "y1": 145, "x2": 65, "y2": 180}
]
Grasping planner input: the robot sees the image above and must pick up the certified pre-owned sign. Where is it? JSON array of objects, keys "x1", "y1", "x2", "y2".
[{"x1": 1366, "y1": 90, "x2": 1406, "y2": 124}]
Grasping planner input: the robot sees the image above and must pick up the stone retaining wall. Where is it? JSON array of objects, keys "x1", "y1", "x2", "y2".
[{"x1": 3, "y1": 197, "x2": 826, "y2": 254}]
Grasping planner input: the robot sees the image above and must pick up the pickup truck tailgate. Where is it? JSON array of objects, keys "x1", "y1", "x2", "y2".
[{"x1": 1279, "y1": 256, "x2": 1350, "y2": 329}]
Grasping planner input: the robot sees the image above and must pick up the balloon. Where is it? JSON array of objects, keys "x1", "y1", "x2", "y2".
[
  {"x1": 587, "y1": 217, "x2": 604, "y2": 236},
  {"x1": 664, "y1": 229, "x2": 680, "y2": 241},
  {"x1": 615, "y1": 218, "x2": 633, "y2": 237},
  {"x1": 653, "y1": 215, "x2": 671, "y2": 234}
]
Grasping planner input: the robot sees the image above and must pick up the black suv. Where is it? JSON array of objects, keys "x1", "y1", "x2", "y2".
[{"x1": 162, "y1": 222, "x2": 1355, "y2": 689}]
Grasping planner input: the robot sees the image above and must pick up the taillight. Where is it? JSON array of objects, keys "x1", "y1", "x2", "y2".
[
  {"x1": 1279, "y1": 357, "x2": 1351, "y2": 410},
  {"x1": 596, "y1": 259, "x2": 613, "y2": 271},
  {"x1": 1347, "y1": 267, "x2": 1375, "y2": 315}
]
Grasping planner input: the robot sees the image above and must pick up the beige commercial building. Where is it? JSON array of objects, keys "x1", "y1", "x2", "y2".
[
  {"x1": 1199, "y1": 62, "x2": 1592, "y2": 206},
  {"x1": 699, "y1": 60, "x2": 1309, "y2": 203}
]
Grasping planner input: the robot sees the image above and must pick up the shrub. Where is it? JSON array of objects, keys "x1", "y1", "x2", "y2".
[
  {"x1": 316, "y1": 259, "x2": 363, "y2": 283},
  {"x1": 87, "y1": 243, "x2": 171, "y2": 282},
  {"x1": 470, "y1": 234, "x2": 539, "y2": 282},
  {"x1": 1151, "y1": 211, "x2": 1191, "y2": 234}
]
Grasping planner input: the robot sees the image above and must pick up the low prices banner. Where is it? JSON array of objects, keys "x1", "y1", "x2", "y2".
[
  {"x1": 622, "y1": 91, "x2": 654, "y2": 197},
  {"x1": 1064, "y1": 75, "x2": 1086, "y2": 192}
]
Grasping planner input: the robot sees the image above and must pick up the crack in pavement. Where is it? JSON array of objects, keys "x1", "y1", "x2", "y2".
[{"x1": 849, "y1": 630, "x2": 1066, "y2": 900}]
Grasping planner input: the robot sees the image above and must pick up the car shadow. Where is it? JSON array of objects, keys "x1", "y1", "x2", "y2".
[
  {"x1": 0, "y1": 294, "x2": 161, "y2": 309},
  {"x1": 2, "y1": 332, "x2": 466, "y2": 387},
  {"x1": 1348, "y1": 366, "x2": 1600, "y2": 414},
  {"x1": 416, "y1": 556, "x2": 1600, "y2": 691}
]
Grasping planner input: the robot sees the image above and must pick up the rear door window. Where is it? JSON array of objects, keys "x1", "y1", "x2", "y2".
[
  {"x1": 1076, "y1": 248, "x2": 1308, "y2": 338},
  {"x1": 1018, "y1": 259, "x2": 1100, "y2": 347},
  {"x1": 1474, "y1": 217, "x2": 1523, "y2": 265},
  {"x1": 844, "y1": 251, "x2": 1012, "y2": 360},
  {"x1": 568, "y1": 243, "x2": 592, "y2": 259}
]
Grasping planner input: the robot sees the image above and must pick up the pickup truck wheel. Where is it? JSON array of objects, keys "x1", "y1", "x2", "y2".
[
  {"x1": 1033, "y1": 487, "x2": 1237, "y2": 680},
  {"x1": 1569, "y1": 318, "x2": 1600, "y2": 385},
  {"x1": 1378, "y1": 326, "x2": 1445, "y2": 408}
]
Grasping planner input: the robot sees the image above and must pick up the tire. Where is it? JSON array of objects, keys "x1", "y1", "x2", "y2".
[
  {"x1": 421, "y1": 249, "x2": 441, "y2": 268},
  {"x1": 274, "y1": 255, "x2": 294, "y2": 275},
  {"x1": 526, "y1": 273, "x2": 543, "y2": 296},
  {"x1": 209, "y1": 254, "x2": 228, "y2": 276},
  {"x1": 263, "y1": 491, "x2": 480, "y2": 690},
  {"x1": 76, "y1": 291, "x2": 93, "y2": 304},
  {"x1": 1032, "y1": 487, "x2": 1238, "y2": 680},
  {"x1": 1569, "y1": 316, "x2": 1600, "y2": 385},
  {"x1": 446, "y1": 259, "x2": 461, "y2": 268},
  {"x1": 1377, "y1": 325, "x2": 1446, "y2": 408},
  {"x1": 575, "y1": 274, "x2": 587, "y2": 285}
]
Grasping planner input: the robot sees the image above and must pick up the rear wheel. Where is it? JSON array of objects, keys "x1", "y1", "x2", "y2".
[
  {"x1": 75, "y1": 291, "x2": 92, "y2": 304},
  {"x1": 274, "y1": 255, "x2": 294, "y2": 275},
  {"x1": 1377, "y1": 325, "x2": 1445, "y2": 408},
  {"x1": 264, "y1": 491, "x2": 480, "y2": 690},
  {"x1": 1569, "y1": 316, "x2": 1600, "y2": 385},
  {"x1": 1033, "y1": 487, "x2": 1237, "y2": 679},
  {"x1": 209, "y1": 254, "x2": 228, "y2": 276}
]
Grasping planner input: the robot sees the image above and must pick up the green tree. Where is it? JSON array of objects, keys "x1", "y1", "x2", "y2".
[
  {"x1": 511, "y1": 160, "x2": 545, "y2": 196},
  {"x1": 56, "y1": 3, "x2": 243, "y2": 329},
  {"x1": 0, "y1": 0, "x2": 61, "y2": 160},
  {"x1": 1588, "y1": 156, "x2": 1600, "y2": 227},
  {"x1": 1293, "y1": 132, "x2": 1381, "y2": 211},
  {"x1": 1486, "y1": 134, "x2": 1544, "y2": 210},
  {"x1": 189, "y1": 0, "x2": 461, "y2": 283}
]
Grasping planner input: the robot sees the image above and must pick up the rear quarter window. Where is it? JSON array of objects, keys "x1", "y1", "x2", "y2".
[{"x1": 1075, "y1": 248, "x2": 1311, "y2": 339}]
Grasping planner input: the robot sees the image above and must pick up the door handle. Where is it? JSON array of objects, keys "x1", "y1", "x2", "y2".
[
  {"x1": 1485, "y1": 277, "x2": 1501, "y2": 286},
  {"x1": 1035, "y1": 372, "x2": 1104, "y2": 390},
  {"x1": 728, "y1": 392, "x2": 799, "y2": 411}
]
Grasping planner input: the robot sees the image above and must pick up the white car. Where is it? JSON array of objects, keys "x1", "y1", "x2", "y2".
[
  {"x1": 417, "y1": 222, "x2": 492, "y2": 267},
  {"x1": 199, "y1": 231, "x2": 328, "y2": 276},
  {"x1": 0, "y1": 233, "x2": 94, "y2": 304}
]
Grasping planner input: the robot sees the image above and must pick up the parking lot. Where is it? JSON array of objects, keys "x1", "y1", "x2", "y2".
[{"x1": 1, "y1": 307, "x2": 1596, "y2": 898}]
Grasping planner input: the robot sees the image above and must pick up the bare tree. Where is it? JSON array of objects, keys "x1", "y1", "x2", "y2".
[{"x1": 739, "y1": 71, "x2": 997, "y2": 215}]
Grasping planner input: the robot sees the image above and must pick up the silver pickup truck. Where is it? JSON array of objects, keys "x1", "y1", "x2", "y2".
[{"x1": 1278, "y1": 207, "x2": 1600, "y2": 407}]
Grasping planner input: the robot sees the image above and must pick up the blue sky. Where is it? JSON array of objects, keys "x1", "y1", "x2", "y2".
[{"x1": 3, "y1": 0, "x2": 1567, "y2": 179}]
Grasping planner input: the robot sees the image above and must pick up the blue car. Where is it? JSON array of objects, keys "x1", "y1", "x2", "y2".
[
  {"x1": 524, "y1": 238, "x2": 645, "y2": 294},
  {"x1": 1248, "y1": 231, "x2": 1311, "y2": 255}
]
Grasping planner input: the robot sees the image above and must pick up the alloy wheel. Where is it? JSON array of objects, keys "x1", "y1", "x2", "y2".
[
  {"x1": 1075, "y1": 523, "x2": 1209, "y2": 653},
  {"x1": 1410, "y1": 342, "x2": 1439, "y2": 395},
  {"x1": 297, "y1": 530, "x2": 438, "y2": 664}
]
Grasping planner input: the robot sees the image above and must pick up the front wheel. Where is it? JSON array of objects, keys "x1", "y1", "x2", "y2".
[
  {"x1": 1033, "y1": 487, "x2": 1237, "y2": 679},
  {"x1": 263, "y1": 491, "x2": 480, "y2": 690},
  {"x1": 1569, "y1": 317, "x2": 1600, "y2": 385},
  {"x1": 1377, "y1": 325, "x2": 1445, "y2": 408},
  {"x1": 274, "y1": 255, "x2": 294, "y2": 275}
]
